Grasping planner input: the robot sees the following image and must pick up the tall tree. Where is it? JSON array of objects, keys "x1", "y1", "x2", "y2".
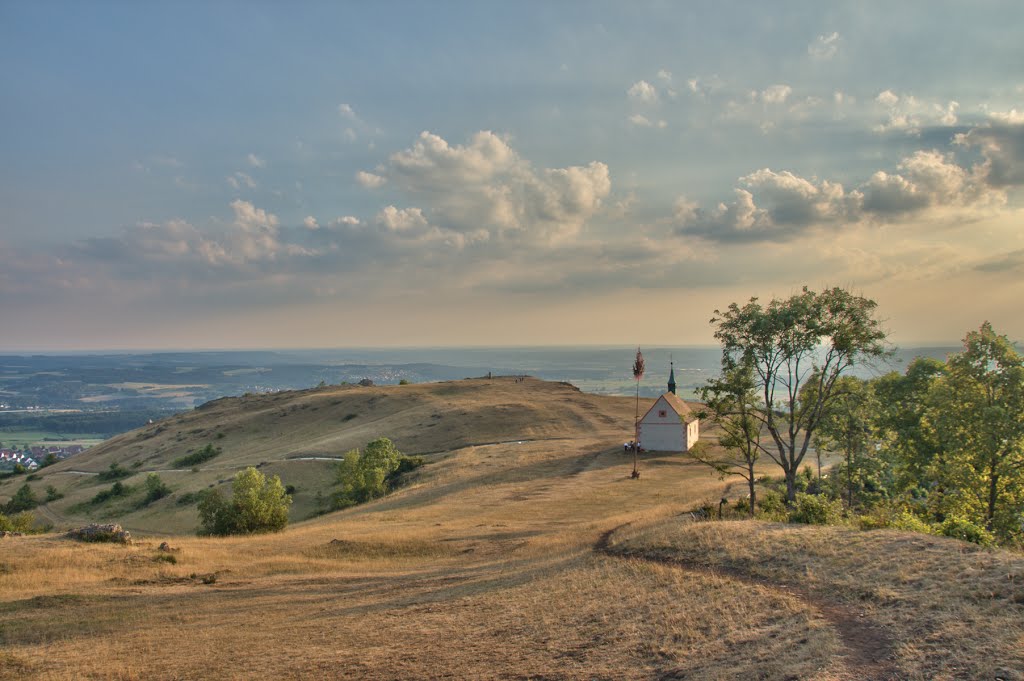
[
  {"x1": 695, "y1": 358, "x2": 761, "y2": 516},
  {"x1": 811, "y1": 376, "x2": 875, "y2": 509},
  {"x1": 710, "y1": 286, "x2": 888, "y2": 502},
  {"x1": 872, "y1": 356, "x2": 947, "y2": 495},
  {"x1": 926, "y1": 323, "x2": 1024, "y2": 537}
]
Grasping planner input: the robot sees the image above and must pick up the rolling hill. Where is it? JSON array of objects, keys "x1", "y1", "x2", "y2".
[
  {"x1": 1, "y1": 376, "x2": 643, "y2": 534},
  {"x1": 1, "y1": 377, "x2": 1022, "y2": 680}
]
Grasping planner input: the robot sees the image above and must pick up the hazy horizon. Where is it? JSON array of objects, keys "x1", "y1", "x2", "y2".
[
  {"x1": 0, "y1": 341, "x2": 969, "y2": 357},
  {"x1": 3, "y1": 2, "x2": 1023, "y2": 350}
]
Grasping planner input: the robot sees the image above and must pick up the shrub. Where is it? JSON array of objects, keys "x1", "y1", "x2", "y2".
[
  {"x1": 390, "y1": 455, "x2": 426, "y2": 479},
  {"x1": 97, "y1": 462, "x2": 130, "y2": 481},
  {"x1": 399, "y1": 379, "x2": 410, "y2": 385},
  {"x1": 939, "y1": 515, "x2": 996, "y2": 547},
  {"x1": 174, "y1": 444, "x2": 221, "y2": 468},
  {"x1": 92, "y1": 481, "x2": 132, "y2": 505},
  {"x1": 788, "y1": 493, "x2": 844, "y2": 525},
  {"x1": 197, "y1": 467, "x2": 292, "y2": 535},
  {"x1": 0, "y1": 511, "x2": 37, "y2": 533},
  {"x1": 140, "y1": 473, "x2": 171, "y2": 506},
  {"x1": 757, "y1": 489, "x2": 788, "y2": 520},
  {"x1": 4, "y1": 484, "x2": 38, "y2": 513},
  {"x1": 176, "y1": 491, "x2": 201, "y2": 506},
  {"x1": 44, "y1": 485, "x2": 64, "y2": 502},
  {"x1": 332, "y1": 437, "x2": 406, "y2": 509},
  {"x1": 857, "y1": 505, "x2": 935, "y2": 534}
]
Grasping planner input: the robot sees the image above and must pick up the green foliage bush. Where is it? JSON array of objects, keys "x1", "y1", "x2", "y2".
[
  {"x1": 44, "y1": 485, "x2": 64, "y2": 502},
  {"x1": 390, "y1": 454, "x2": 426, "y2": 479},
  {"x1": 4, "y1": 484, "x2": 38, "y2": 513},
  {"x1": 788, "y1": 493, "x2": 844, "y2": 525},
  {"x1": 176, "y1": 491, "x2": 201, "y2": 506},
  {"x1": 92, "y1": 481, "x2": 132, "y2": 505},
  {"x1": 97, "y1": 462, "x2": 130, "y2": 481},
  {"x1": 197, "y1": 467, "x2": 292, "y2": 535},
  {"x1": 857, "y1": 506, "x2": 936, "y2": 534},
  {"x1": 139, "y1": 473, "x2": 171, "y2": 506},
  {"x1": 0, "y1": 510, "x2": 36, "y2": 533},
  {"x1": 331, "y1": 438, "x2": 422, "y2": 510},
  {"x1": 756, "y1": 489, "x2": 788, "y2": 520},
  {"x1": 173, "y1": 444, "x2": 222, "y2": 468},
  {"x1": 939, "y1": 515, "x2": 996, "y2": 547}
]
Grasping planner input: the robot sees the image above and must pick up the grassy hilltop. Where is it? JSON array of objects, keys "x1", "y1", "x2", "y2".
[
  {"x1": 1, "y1": 377, "x2": 637, "y2": 534},
  {"x1": 1, "y1": 377, "x2": 1022, "y2": 680}
]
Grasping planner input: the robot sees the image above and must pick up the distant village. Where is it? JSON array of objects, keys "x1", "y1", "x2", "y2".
[{"x1": 0, "y1": 444, "x2": 87, "y2": 471}]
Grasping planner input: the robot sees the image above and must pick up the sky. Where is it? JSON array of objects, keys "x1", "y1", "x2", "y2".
[{"x1": 2, "y1": 1, "x2": 1023, "y2": 351}]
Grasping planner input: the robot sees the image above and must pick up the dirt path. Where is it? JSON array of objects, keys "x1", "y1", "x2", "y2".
[{"x1": 594, "y1": 524, "x2": 899, "y2": 681}]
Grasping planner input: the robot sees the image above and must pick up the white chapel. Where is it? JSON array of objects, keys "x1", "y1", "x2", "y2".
[{"x1": 637, "y1": 362, "x2": 700, "y2": 452}]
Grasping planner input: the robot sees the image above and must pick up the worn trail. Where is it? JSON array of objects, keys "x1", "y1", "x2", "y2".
[{"x1": 594, "y1": 524, "x2": 899, "y2": 681}]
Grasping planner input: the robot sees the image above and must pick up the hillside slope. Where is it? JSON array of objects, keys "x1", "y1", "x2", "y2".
[
  {"x1": 1, "y1": 377, "x2": 1022, "y2": 679},
  {"x1": 1, "y1": 377, "x2": 642, "y2": 533}
]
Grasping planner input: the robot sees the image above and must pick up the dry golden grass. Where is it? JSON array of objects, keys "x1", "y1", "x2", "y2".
[
  {"x1": 2, "y1": 378, "x2": 1020, "y2": 679},
  {"x1": 607, "y1": 518, "x2": 1024, "y2": 680},
  {"x1": 1, "y1": 377, "x2": 651, "y2": 534}
]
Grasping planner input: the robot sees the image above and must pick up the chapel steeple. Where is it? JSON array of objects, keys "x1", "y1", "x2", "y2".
[{"x1": 668, "y1": 355, "x2": 676, "y2": 395}]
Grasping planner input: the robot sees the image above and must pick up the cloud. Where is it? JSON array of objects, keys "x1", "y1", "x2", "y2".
[
  {"x1": 876, "y1": 90, "x2": 900, "y2": 108},
  {"x1": 989, "y1": 109, "x2": 1024, "y2": 125},
  {"x1": 656, "y1": 69, "x2": 672, "y2": 83},
  {"x1": 627, "y1": 80, "x2": 659, "y2": 103},
  {"x1": 356, "y1": 170, "x2": 387, "y2": 188},
  {"x1": 872, "y1": 91, "x2": 961, "y2": 134},
  {"x1": 674, "y1": 170, "x2": 857, "y2": 242},
  {"x1": 376, "y1": 205, "x2": 428, "y2": 232},
  {"x1": 955, "y1": 122, "x2": 1024, "y2": 186},
  {"x1": 246, "y1": 153, "x2": 266, "y2": 169},
  {"x1": 303, "y1": 216, "x2": 319, "y2": 230},
  {"x1": 338, "y1": 103, "x2": 357, "y2": 119},
  {"x1": 861, "y1": 150, "x2": 999, "y2": 214},
  {"x1": 974, "y1": 248, "x2": 1024, "y2": 273},
  {"x1": 674, "y1": 146, "x2": 1007, "y2": 243},
  {"x1": 760, "y1": 84, "x2": 792, "y2": 104},
  {"x1": 226, "y1": 172, "x2": 257, "y2": 190},
  {"x1": 628, "y1": 114, "x2": 667, "y2": 129},
  {"x1": 330, "y1": 216, "x2": 361, "y2": 228},
  {"x1": 379, "y1": 130, "x2": 611, "y2": 243},
  {"x1": 808, "y1": 32, "x2": 840, "y2": 60}
]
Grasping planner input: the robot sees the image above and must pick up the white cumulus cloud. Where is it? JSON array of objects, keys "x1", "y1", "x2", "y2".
[
  {"x1": 761, "y1": 84, "x2": 792, "y2": 104},
  {"x1": 356, "y1": 170, "x2": 387, "y2": 188},
  {"x1": 627, "y1": 80, "x2": 659, "y2": 103}
]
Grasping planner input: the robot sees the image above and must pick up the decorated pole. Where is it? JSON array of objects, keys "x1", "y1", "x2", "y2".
[{"x1": 632, "y1": 347, "x2": 645, "y2": 479}]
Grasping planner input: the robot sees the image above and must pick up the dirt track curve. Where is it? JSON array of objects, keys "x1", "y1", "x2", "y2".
[{"x1": 594, "y1": 524, "x2": 899, "y2": 681}]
